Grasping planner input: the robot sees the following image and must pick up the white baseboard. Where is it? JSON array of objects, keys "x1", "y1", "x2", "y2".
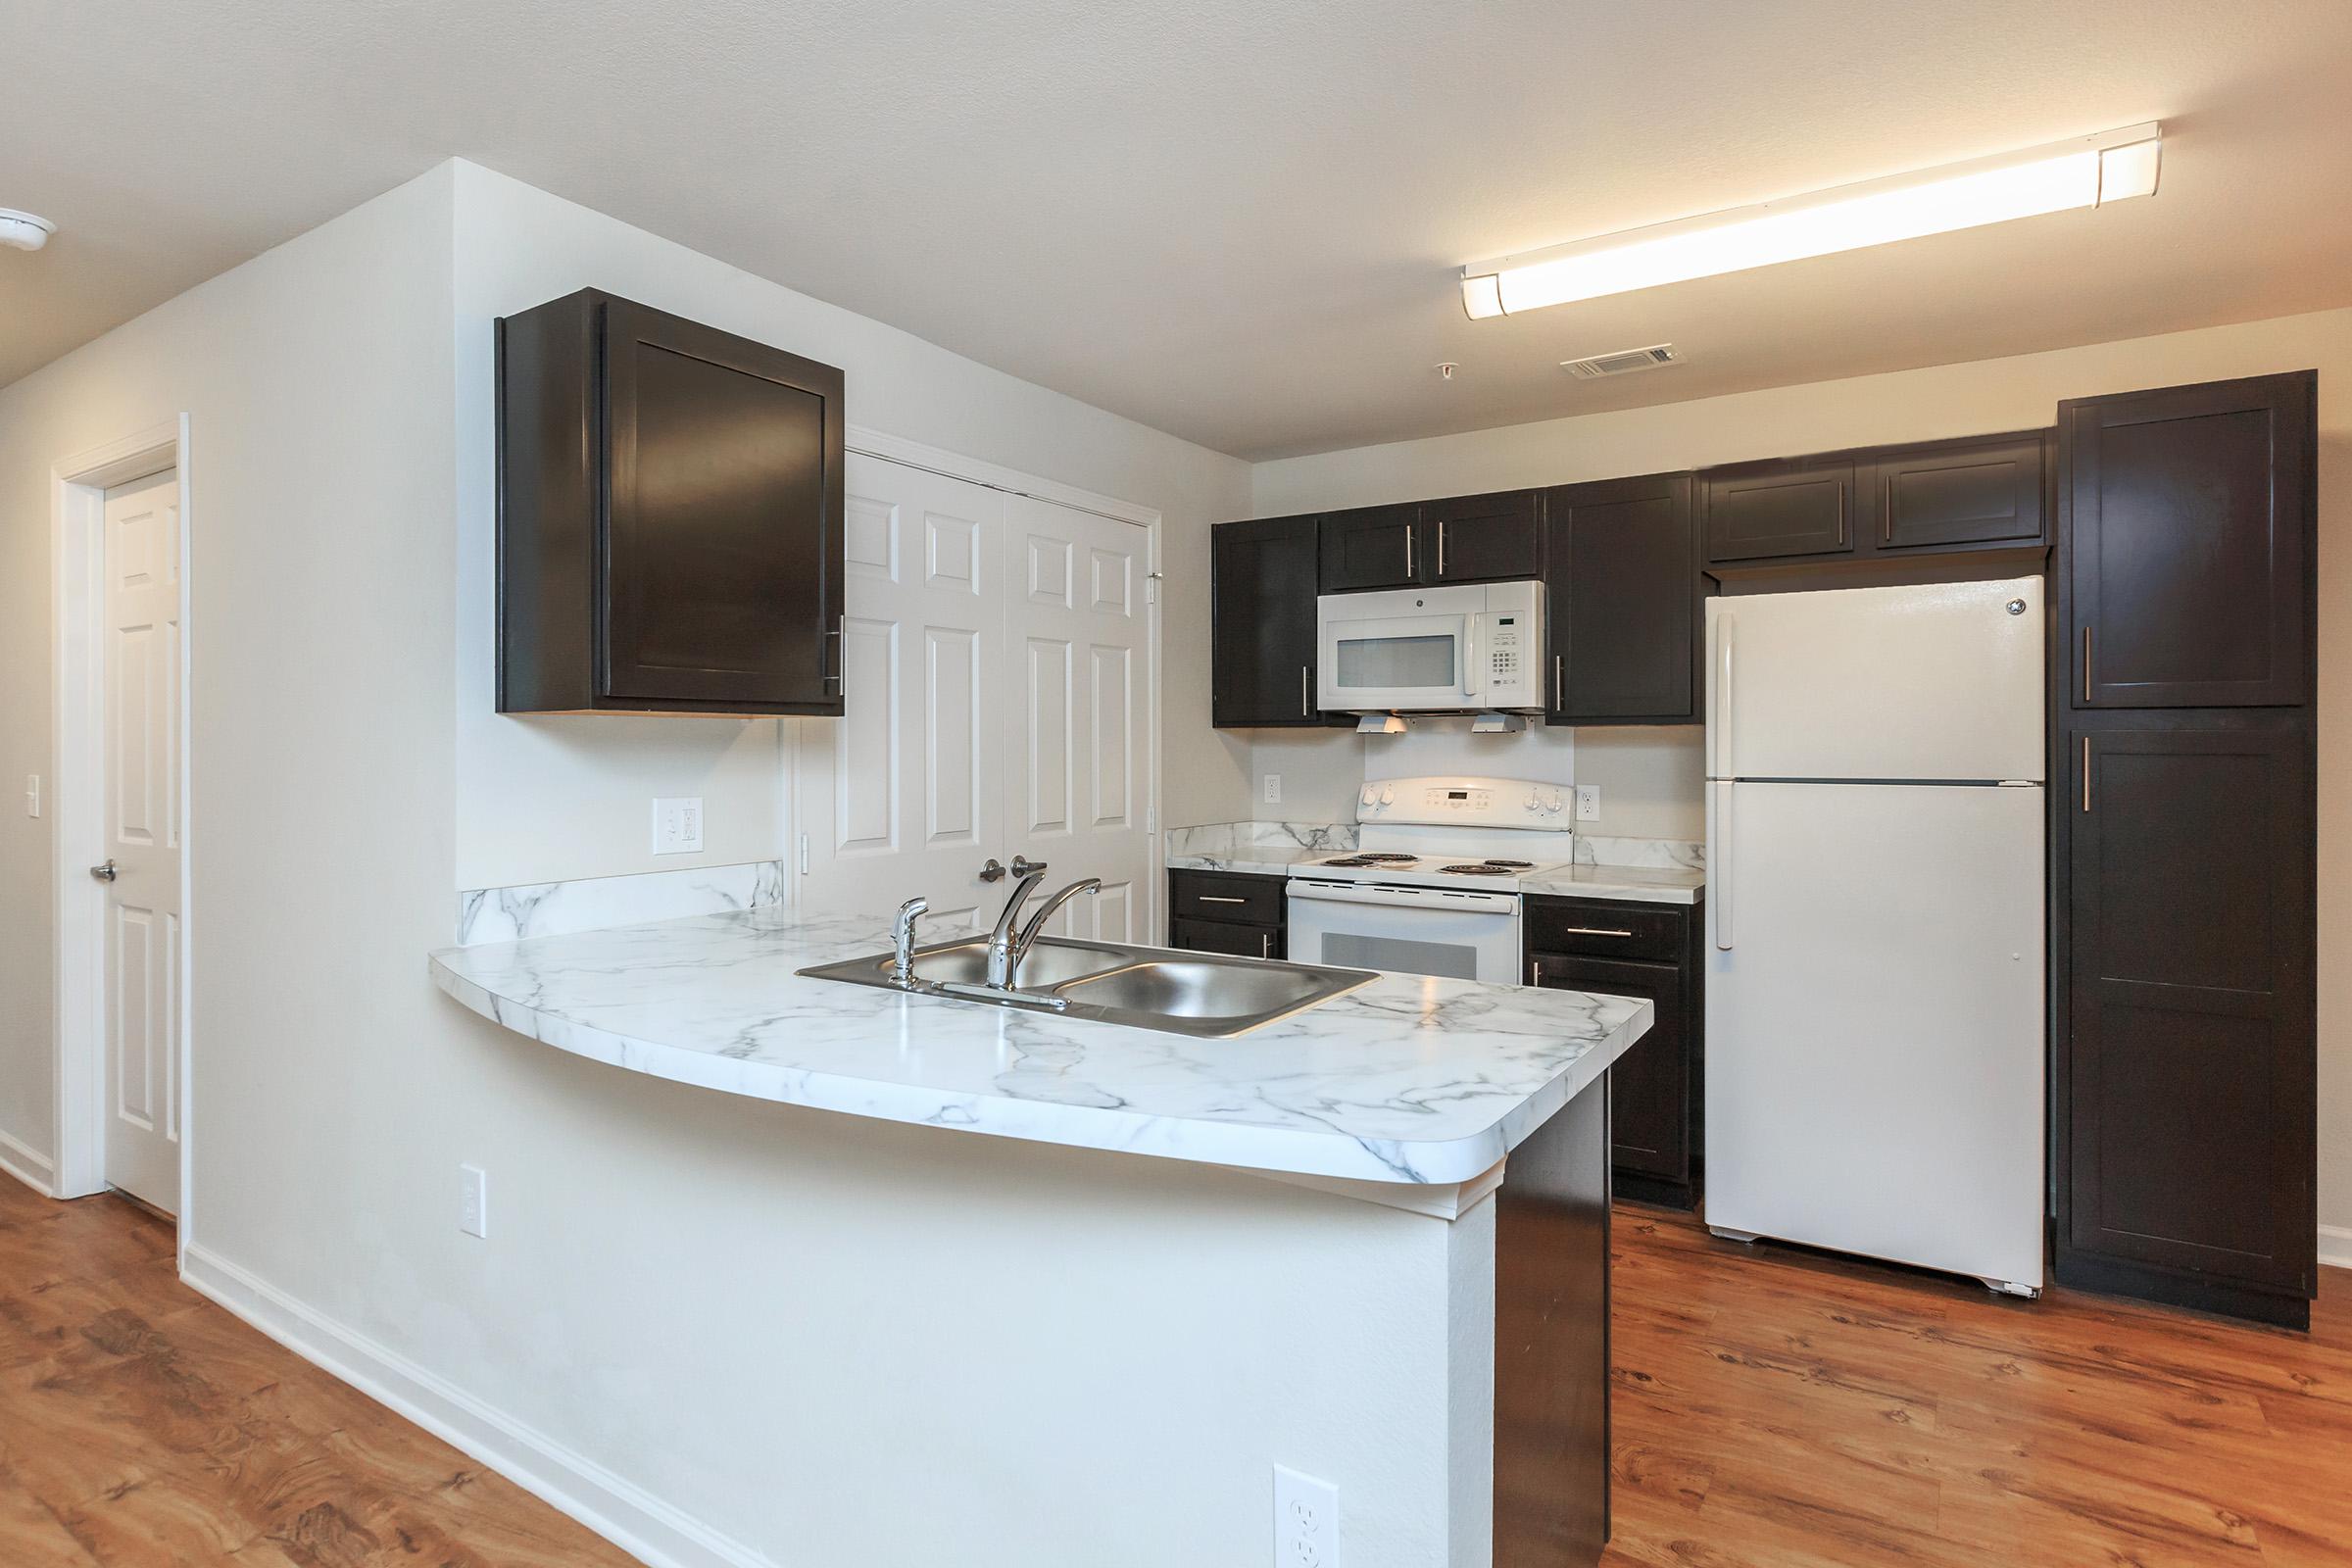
[
  {"x1": 0, "y1": 1128, "x2": 56, "y2": 1197},
  {"x1": 2321, "y1": 1225, "x2": 2352, "y2": 1272},
  {"x1": 179, "y1": 1244, "x2": 774, "y2": 1568}
]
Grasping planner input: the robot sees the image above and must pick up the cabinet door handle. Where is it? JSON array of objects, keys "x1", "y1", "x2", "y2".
[
  {"x1": 1553, "y1": 653, "x2": 1564, "y2": 712},
  {"x1": 1557, "y1": 926, "x2": 1636, "y2": 939},
  {"x1": 824, "y1": 626, "x2": 845, "y2": 695},
  {"x1": 1880, "y1": 474, "x2": 1894, "y2": 543},
  {"x1": 2082, "y1": 626, "x2": 2093, "y2": 704},
  {"x1": 1438, "y1": 518, "x2": 1446, "y2": 577},
  {"x1": 1300, "y1": 665, "x2": 1310, "y2": 717},
  {"x1": 1531, "y1": 958, "x2": 1543, "y2": 986},
  {"x1": 2082, "y1": 736, "x2": 2092, "y2": 813},
  {"x1": 1261, "y1": 933, "x2": 1272, "y2": 958},
  {"x1": 1404, "y1": 521, "x2": 1416, "y2": 578},
  {"x1": 1200, "y1": 895, "x2": 1248, "y2": 905}
]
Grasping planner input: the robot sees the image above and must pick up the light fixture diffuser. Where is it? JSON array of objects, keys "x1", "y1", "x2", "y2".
[{"x1": 1461, "y1": 123, "x2": 2160, "y2": 318}]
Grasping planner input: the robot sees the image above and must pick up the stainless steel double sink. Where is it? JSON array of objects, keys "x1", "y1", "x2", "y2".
[{"x1": 798, "y1": 936, "x2": 1374, "y2": 1038}]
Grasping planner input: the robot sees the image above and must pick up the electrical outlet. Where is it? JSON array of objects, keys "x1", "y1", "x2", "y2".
[
  {"x1": 652, "y1": 797, "x2": 704, "y2": 855},
  {"x1": 24, "y1": 775, "x2": 38, "y2": 818},
  {"x1": 459, "y1": 1165, "x2": 488, "y2": 1239},
  {"x1": 1263, "y1": 773, "x2": 1284, "y2": 806},
  {"x1": 1273, "y1": 1465, "x2": 1338, "y2": 1567},
  {"x1": 1574, "y1": 784, "x2": 1600, "y2": 822}
]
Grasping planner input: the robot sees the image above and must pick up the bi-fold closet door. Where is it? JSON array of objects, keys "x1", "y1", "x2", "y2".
[{"x1": 795, "y1": 453, "x2": 1152, "y2": 939}]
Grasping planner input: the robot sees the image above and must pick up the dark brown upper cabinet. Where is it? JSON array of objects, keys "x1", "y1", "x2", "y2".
[
  {"x1": 1862, "y1": 430, "x2": 2047, "y2": 553},
  {"x1": 497, "y1": 289, "x2": 846, "y2": 716},
  {"x1": 1699, "y1": 455, "x2": 1856, "y2": 565},
  {"x1": 1319, "y1": 503, "x2": 1422, "y2": 590},
  {"x1": 2062, "y1": 371, "x2": 2316, "y2": 709},
  {"x1": 1422, "y1": 490, "x2": 1543, "y2": 583},
  {"x1": 1212, "y1": 514, "x2": 1338, "y2": 727},
  {"x1": 1543, "y1": 473, "x2": 1699, "y2": 724},
  {"x1": 2064, "y1": 718, "x2": 2314, "y2": 1305}
]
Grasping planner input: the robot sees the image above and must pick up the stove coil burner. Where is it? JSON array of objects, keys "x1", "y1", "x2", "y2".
[
  {"x1": 1319, "y1": 853, "x2": 1421, "y2": 868},
  {"x1": 1360, "y1": 853, "x2": 1419, "y2": 863},
  {"x1": 1479, "y1": 858, "x2": 1535, "y2": 869},
  {"x1": 1436, "y1": 863, "x2": 1509, "y2": 875}
]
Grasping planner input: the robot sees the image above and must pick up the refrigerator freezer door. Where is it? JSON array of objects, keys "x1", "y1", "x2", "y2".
[
  {"x1": 1704, "y1": 780, "x2": 2045, "y2": 1289},
  {"x1": 1705, "y1": 577, "x2": 2044, "y2": 782}
]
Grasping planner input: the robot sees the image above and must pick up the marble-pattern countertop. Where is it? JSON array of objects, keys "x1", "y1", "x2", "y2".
[
  {"x1": 431, "y1": 908, "x2": 1650, "y2": 1186},
  {"x1": 1520, "y1": 864, "x2": 1704, "y2": 905}
]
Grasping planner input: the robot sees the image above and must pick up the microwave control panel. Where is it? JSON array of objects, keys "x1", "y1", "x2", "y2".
[{"x1": 1478, "y1": 612, "x2": 1543, "y2": 708}]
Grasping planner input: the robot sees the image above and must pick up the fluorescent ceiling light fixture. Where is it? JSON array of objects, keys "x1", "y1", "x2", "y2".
[{"x1": 1461, "y1": 122, "x2": 2161, "y2": 318}]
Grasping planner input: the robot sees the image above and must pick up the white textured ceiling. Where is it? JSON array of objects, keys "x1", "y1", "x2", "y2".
[{"x1": 4, "y1": 0, "x2": 2350, "y2": 459}]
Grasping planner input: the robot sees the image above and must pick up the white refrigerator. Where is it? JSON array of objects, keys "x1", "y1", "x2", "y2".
[{"x1": 1704, "y1": 576, "x2": 2045, "y2": 1295}]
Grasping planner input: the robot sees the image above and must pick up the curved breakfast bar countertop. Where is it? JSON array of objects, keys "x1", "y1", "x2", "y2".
[{"x1": 430, "y1": 906, "x2": 1650, "y2": 1186}]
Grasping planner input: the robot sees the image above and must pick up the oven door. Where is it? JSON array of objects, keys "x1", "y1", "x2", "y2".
[
  {"x1": 1317, "y1": 607, "x2": 1473, "y2": 710},
  {"x1": 1285, "y1": 879, "x2": 1521, "y2": 983}
]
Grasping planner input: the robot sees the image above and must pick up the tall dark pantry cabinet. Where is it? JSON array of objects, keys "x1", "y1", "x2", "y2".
[{"x1": 2053, "y1": 370, "x2": 2319, "y2": 1329}]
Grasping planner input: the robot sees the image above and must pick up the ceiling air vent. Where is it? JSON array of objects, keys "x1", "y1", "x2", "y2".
[{"x1": 1560, "y1": 344, "x2": 1680, "y2": 380}]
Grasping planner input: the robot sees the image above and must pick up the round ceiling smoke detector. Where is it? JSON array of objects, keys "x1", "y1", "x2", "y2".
[{"x1": 0, "y1": 209, "x2": 56, "y2": 252}]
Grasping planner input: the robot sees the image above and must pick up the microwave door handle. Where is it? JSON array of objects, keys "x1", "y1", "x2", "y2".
[{"x1": 1462, "y1": 616, "x2": 1478, "y2": 699}]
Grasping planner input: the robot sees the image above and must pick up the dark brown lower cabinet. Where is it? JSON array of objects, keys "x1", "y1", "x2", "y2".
[
  {"x1": 2057, "y1": 715, "x2": 2316, "y2": 1328},
  {"x1": 1166, "y1": 869, "x2": 1286, "y2": 960},
  {"x1": 1526, "y1": 895, "x2": 1704, "y2": 1209}
]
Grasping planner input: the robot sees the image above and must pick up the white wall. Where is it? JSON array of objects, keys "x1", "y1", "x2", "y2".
[
  {"x1": 451, "y1": 164, "x2": 1253, "y2": 893},
  {"x1": 3, "y1": 159, "x2": 1416, "y2": 1568},
  {"x1": 1250, "y1": 306, "x2": 2352, "y2": 1246}
]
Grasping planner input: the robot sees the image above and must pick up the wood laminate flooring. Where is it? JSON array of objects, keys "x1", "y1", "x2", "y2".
[
  {"x1": 1603, "y1": 1205, "x2": 2352, "y2": 1568},
  {"x1": 3, "y1": 1177, "x2": 2345, "y2": 1565}
]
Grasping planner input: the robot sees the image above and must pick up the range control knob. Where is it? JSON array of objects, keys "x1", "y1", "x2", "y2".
[
  {"x1": 1380, "y1": 785, "x2": 1396, "y2": 806},
  {"x1": 1544, "y1": 789, "x2": 1566, "y2": 814},
  {"x1": 1360, "y1": 785, "x2": 1378, "y2": 807}
]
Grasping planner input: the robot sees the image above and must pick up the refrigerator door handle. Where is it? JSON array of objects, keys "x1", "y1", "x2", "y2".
[
  {"x1": 1713, "y1": 612, "x2": 1737, "y2": 778},
  {"x1": 1713, "y1": 780, "x2": 1734, "y2": 950}
]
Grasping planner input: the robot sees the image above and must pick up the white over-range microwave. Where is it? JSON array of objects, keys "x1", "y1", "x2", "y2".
[{"x1": 1316, "y1": 579, "x2": 1546, "y2": 714}]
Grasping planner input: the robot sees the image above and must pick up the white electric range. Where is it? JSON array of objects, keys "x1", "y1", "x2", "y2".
[{"x1": 1285, "y1": 775, "x2": 1577, "y2": 984}]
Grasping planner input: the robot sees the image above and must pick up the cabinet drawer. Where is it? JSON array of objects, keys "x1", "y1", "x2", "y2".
[
  {"x1": 1524, "y1": 898, "x2": 1686, "y2": 961},
  {"x1": 1168, "y1": 868, "x2": 1286, "y2": 927},
  {"x1": 1171, "y1": 916, "x2": 1283, "y2": 960}
]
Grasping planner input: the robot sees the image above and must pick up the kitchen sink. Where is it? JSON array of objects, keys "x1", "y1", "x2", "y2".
[
  {"x1": 829, "y1": 937, "x2": 1135, "y2": 991},
  {"x1": 798, "y1": 936, "x2": 1373, "y2": 1038}
]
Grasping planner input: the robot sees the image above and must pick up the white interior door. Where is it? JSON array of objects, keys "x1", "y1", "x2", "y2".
[
  {"x1": 798, "y1": 455, "x2": 1007, "y2": 931},
  {"x1": 796, "y1": 459, "x2": 1154, "y2": 943},
  {"x1": 100, "y1": 469, "x2": 182, "y2": 1214},
  {"x1": 1001, "y1": 494, "x2": 1151, "y2": 943}
]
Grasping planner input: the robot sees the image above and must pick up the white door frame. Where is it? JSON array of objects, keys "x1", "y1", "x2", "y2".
[
  {"x1": 51, "y1": 418, "x2": 193, "y2": 1239},
  {"x1": 811, "y1": 425, "x2": 1167, "y2": 939}
]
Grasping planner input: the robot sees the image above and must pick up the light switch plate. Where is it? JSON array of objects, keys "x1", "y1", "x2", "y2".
[
  {"x1": 1574, "y1": 784, "x2": 1600, "y2": 822},
  {"x1": 653, "y1": 797, "x2": 704, "y2": 856}
]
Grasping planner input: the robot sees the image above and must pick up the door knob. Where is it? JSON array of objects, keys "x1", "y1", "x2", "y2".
[
  {"x1": 89, "y1": 859, "x2": 118, "y2": 882},
  {"x1": 979, "y1": 858, "x2": 1006, "y2": 882},
  {"x1": 1010, "y1": 855, "x2": 1049, "y2": 878}
]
